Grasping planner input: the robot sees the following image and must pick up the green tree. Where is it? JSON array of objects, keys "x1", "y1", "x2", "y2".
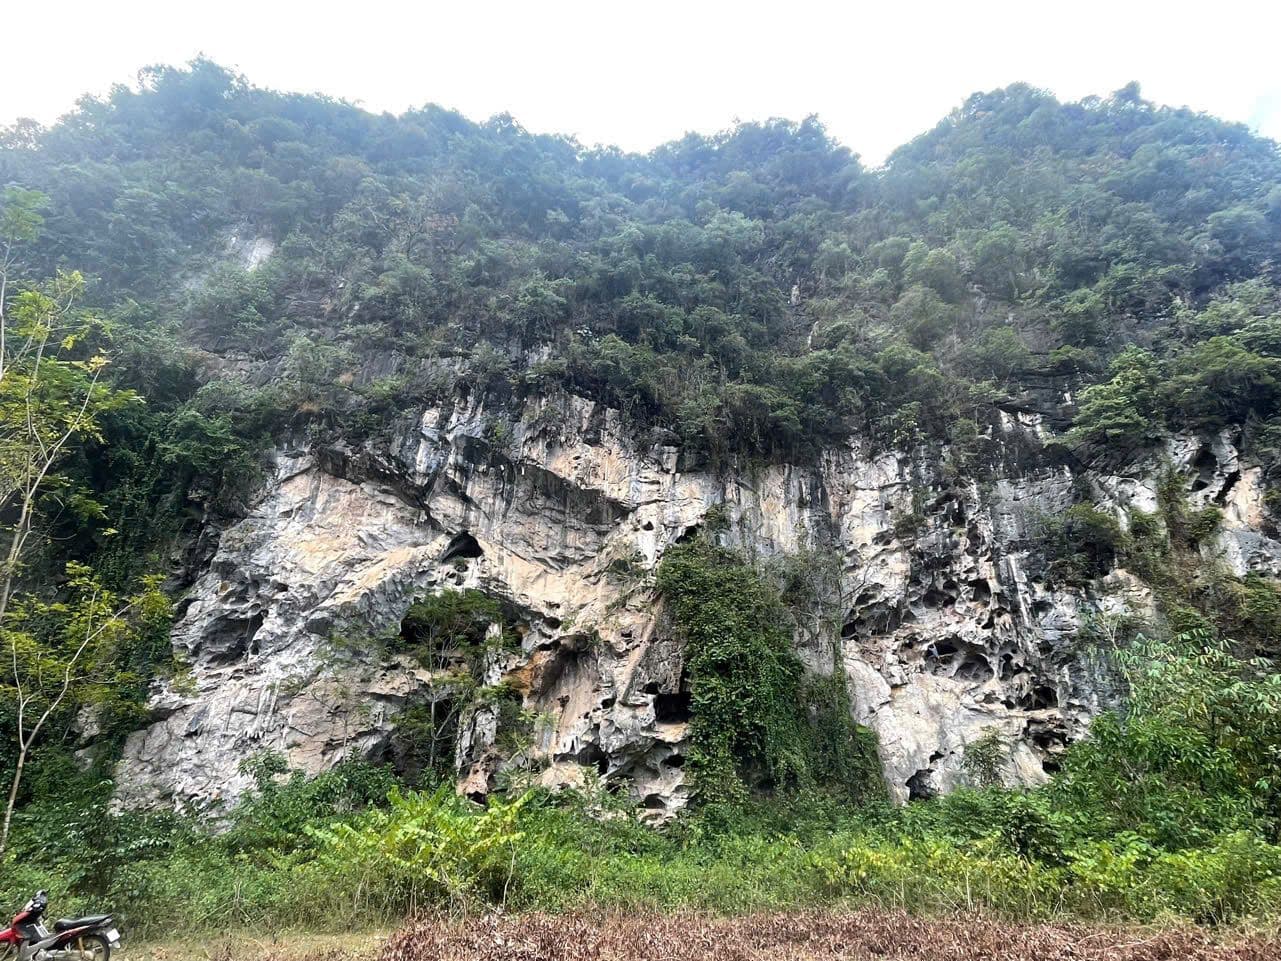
[
  {"x1": 971, "y1": 223, "x2": 1027, "y2": 298},
  {"x1": 397, "y1": 590, "x2": 510, "y2": 778},
  {"x1": 1067, "y1": 347, "x2": 1163, "y2": 450},
  {"x1": 890, "y1": 285, "x2": 959, "y2": 349},
  {"x1": 1163, "y1": 338, "x2": 1281, "y2": 428},
  {"x1": 965, "y1": 326, "x2": 1031, "y2": 384},
  {"x1": 0, "y1": 191, "x2": 136, "y2": 612},
  {"x1": 0, "y1": 189, "x2": 151, "y2": 855},
  {"x1": 902, "y1": 244, "x2": 966, "y2": 303},
  {"x1": 1052, "y1": 630, "x2": 1281, "y2": 845},
  {"x1": 0, "y1": 563, "x2": 168, "y2": 854}
]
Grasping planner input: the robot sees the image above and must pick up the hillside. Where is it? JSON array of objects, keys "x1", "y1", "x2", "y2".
[{"x1": 0, "y1": 60, "x2": 1280, "y2": 937}]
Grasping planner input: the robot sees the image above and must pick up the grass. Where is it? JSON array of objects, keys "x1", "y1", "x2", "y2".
[
  {"x1": 123, "y1": 931, "x2": 391, "y2": 961},
  {"x1": 122, "y1": 912, "x2": 1281, "y2": 961},
  {"x1": 380, "y1": 910, "x2": 1281, "y2": 961},
  {"x1": 9, "y1": 780, "x2": 1281, "y2": 940}
]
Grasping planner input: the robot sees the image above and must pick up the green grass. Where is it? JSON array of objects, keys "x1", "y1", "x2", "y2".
[{"x1": 5, "y1": 773, "x2": 1278, "y2": 939}]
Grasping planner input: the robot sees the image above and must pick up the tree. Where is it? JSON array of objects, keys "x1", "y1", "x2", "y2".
[
  {"x1": 0, "y1": 564, "x2": 167, "y2": 855},
  {"x1": 971, "y1": 223, "x2": 1027, "y2": 299},
  {"x1": 903, "y1": 243, "x2": 967, "y2": 303},
  {"x1": 890, "y1": 284, "x2": 959, "y2": 349},
  {"x1": 397, "y1": 590, "x2": 509, "y2": 779},
  {"x1": 965, "y1": 325, "x2": 1031, "y2": 384},
  {"x1": 1052, "y1": 630, "x2": 1281, "y2": 844},
  {"x1": 1201, "y1": 206, "x2": 1274, "y2": 276},
  {"x1": 0, "y1": 189, "x2": 136, "y2": 622},
  {"x1": 1067, "y1": 347, "x2": 1163, "y2": 450},
  {"x1": 0, "y1": 188, "x2": 144, "y2": 855},
  {"x1": 0, "y1": 188, "x2": 45, "y2": 318},
  {"x1": 1163, "y1": 338, "x2": 1281, "y2": 428}
]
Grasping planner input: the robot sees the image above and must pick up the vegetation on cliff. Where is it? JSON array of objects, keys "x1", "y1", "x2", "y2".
[
  {"x1": 2, "y1": 61, "x2": 1281, "y2": 568},
  {"x1": 0, "y1": 61, "x2": 1280, "y2": 934}
]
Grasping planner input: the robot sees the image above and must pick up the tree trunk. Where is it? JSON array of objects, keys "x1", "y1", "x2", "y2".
[{"x1": 0, "y1": 742, "x2": 28, "y2": 858}]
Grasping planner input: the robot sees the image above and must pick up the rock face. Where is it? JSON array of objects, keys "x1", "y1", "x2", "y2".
[{"x1": 114, "y1": 392, "x2": 1281, "y2": 813}]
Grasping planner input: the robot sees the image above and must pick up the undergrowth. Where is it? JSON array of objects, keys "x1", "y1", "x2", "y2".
[
  {"x1": 5, "y1": 764, "x2": 1278, "y2": 937},
  {"x1": 3, "y1": 606, "x2": 1279, "y2": 936}
]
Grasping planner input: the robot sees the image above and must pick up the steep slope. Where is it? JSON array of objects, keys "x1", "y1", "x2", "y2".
[
  {"x1": 114, "y1": 385, "x2": 1280, "y2": 813},
  {"x1": 2, "y1": 63, "x2": 1280, "y2": 814}
]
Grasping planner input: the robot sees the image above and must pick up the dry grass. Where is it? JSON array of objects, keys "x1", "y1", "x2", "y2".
[
  {"x1": 123, "y1": 930, "x2": 389, "y2": 961},
  {"x1": 378, "y1": 910, "x2": 1280, "y2": 961},
  {"x1": 120, "y1": 912, "x2": 1281, "y2": 961}
]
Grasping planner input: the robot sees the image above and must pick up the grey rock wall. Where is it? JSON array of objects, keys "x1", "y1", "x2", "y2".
[{"x1": 113, "y1": 392, "x2": 1281, "y2": 814}]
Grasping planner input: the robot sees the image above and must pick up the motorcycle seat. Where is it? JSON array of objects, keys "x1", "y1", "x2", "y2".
[{"x1": 52, "y1": 916, "x2": 110, "y2": 932}]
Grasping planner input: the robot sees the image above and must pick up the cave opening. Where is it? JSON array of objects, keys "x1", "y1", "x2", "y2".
[
  {"x1": 575, "y1": 742, "x2": 610, "y2": 776},
  {"x1": 906, "y1": 769, "x2": 937, "y2": 801},
  {"x1": 441, "y1": 531, "x2": 484, "y2": 564},
  {"x1": 655, "y1": 691, "x2": 692, "y2": 724},
  {"x1": 204, "y1": 610, "x2": 266, "y2": 664}
]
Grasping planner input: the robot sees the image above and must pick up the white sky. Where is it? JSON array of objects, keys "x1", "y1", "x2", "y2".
[{"x1": 2, "y1": 0, "x2": 1280, "y2": 165}]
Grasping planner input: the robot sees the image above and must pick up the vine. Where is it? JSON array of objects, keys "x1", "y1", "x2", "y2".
[{"x1": 656, "y1": 536, "x2": 881, "y2": 810}]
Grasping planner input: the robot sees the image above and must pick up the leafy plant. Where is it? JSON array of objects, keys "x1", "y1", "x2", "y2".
[
  {"x1": 657, "y1": 537, "x2": 879, "y2": 811},
  {"x1": 308, "y1": 786, "x2": 528, "y2": 910},
  {"x1": 962, "y1": 729, "x2": 1006, "y2": 788}
]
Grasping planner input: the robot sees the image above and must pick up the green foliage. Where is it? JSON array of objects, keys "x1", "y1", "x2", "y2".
[
  {"x1": 1067, "y1": 285, "x2": 1281, "y2": 457},
  {"x1": 1156, "y1": 469, "x2": 1223, "y2": 549},
  {"x1": 656, "y1": 538, "x2": 879, "y2": 811},
  {"x1": 962, "y1": 729, "x2": 1006, "y2": 787},
  {"x1": 890, "y1": 284, "x2": 959, "y2": 349},
  {"x1": 390, "y1": 588, "x2": 516, "y2": 782},
  {"x1": 0, "y1": 187, "x2": 47, "y2": 247},
  {"x1": 1033, "y1": 502, "x2": 1129, "y2": 585},
  {"x1": 656, "y1": 539, "x2": 809, "y2": 806},
  {"x1": 1067, "y1": 348, "x2": 1162, "y2": 450},
  {"x1": 0, "y1": 757, "x2": 408, "y2": 933},
  {"x1": 797, "y1": 673, "x2": 884, "y2": 805},
  {"x1": 308, "y1": 786, "x2": 528, "y2": 909},
  {"x1": 1052, "y1": 631, "x2": 1281, "y2": 843},
  {"x1": 3, "y1": 65, "x2": 1279, "y2": 492},
  {"x1": 963, "y1": 326, "x2": 1031, "y2": 384},
  {"x1": 398, "y1": 588, "x2": 511, "y2": 668},
  {"x1": 0, "y1": 562, "x2": 173, "y2": 792},
  {"x1": 230, "y1": 755, "x2": 403, "y2": 854}
]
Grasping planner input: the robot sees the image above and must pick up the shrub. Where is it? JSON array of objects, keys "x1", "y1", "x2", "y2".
[
  {"x1": 962, "y1": 729, "x2": 1006, "y2": 787},
  {"x1": 307, "y1": 786, "x2": 529, "y2": 912},
  {"x1": 1033, "y1": 503, "x2": 1129, "y2": 585}
]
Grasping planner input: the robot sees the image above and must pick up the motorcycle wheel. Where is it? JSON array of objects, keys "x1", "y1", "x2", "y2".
[{"x1": 69, "y1": 934, "x2": 110, "y2": 961}]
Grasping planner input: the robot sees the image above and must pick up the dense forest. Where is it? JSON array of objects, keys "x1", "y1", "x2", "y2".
[
  {"x1": 3, "y1": 63, "x2": 1281, "y2": 577},
  {"x1": 1, "y1": 60, "x2": 1281, "y2": 936}
]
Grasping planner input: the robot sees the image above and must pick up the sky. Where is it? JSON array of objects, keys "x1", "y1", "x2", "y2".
[{"x1": 2, "y1": 0, "x2": 1280, "y2": 165}]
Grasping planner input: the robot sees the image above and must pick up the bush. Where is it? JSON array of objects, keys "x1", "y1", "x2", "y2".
[
  {"x1": 1033, "y1": 503, "x2": 1129, "y2": 585},
  {"x1": 308, "y1": 787, "x2": 528, "y2": 912}
]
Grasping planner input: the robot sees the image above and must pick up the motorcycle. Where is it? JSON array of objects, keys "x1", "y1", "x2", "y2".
[{"x1": 0, "y1": 892, "x2": 119, "y2": 961}]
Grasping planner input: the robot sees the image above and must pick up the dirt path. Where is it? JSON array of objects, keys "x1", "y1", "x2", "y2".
[{"x1": 124, "y1": 930, "x2": 387, "y2": 961}]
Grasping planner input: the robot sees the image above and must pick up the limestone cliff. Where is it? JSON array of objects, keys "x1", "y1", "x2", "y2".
[{"x1": 114, "y1": 391, "x2": 1281, "y2": 814}]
